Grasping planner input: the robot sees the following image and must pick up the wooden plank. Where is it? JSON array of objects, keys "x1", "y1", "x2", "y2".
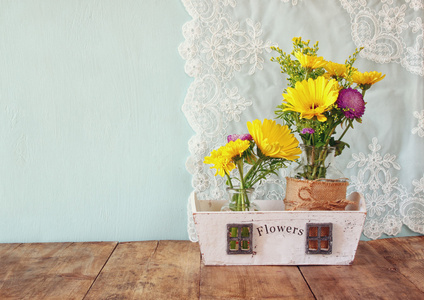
[
  {"x1": 0, "y1": 243, "x2": 21, "y2": 254},
  {"x1": 368, "y1": 236, "x2": 424, "y2": 293},
  {"x1": 200, "y1": 264, "x2": 314, "y2": 299},
  {"x1": 0, "y1": 242, "x2": 117, "y2": 300},
  {"x1": 0, "y1": 237, "x2": 422, "y2": 299},
  {"x1": 141, "y1": 240, "x2": 200, "y2": 298},
  {"x1": 0, "y1": 243, "x2": 21, "y2": 263},
  {"x1": 0, "y1": 243, "x2": 22, "y2": 286},
  {"x1": 84, "y1": 241, "x2": 159, "y2": 299},
  {"x1": 299, "y1": 241, "x2": 424, "y2": 299},
  {"x1": 85, "y1": 240, "x2": 201, "y2": 299}
]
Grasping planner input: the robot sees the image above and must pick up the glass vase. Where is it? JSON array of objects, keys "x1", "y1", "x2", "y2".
[
  {"x1": 222, "y1": 187, "x2": 258, "y2": 251},
  {"x1": 285, "y1": 144, "x2": 350, "y2": 211},
  {"x1": 291, "y1": 144, "x2": 345, "y2": 180},
  {"x1": 221, "y1": 187, "x2": 259, "y2": 212}
]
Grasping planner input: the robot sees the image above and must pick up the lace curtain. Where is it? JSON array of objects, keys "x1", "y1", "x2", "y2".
[{"x1": 179, "y1": 0, "x2": 424, "y2": 241}]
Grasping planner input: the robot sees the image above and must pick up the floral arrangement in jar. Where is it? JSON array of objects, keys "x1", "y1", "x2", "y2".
[
  {"x1": 203, "y1": 119, "x2": 301, "y2": 212},
  {"x1": 270, "y1": 37, "x2": 385, "y2": 181}
]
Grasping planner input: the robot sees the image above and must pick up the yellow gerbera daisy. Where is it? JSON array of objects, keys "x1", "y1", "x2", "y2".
[
  {"x1": 325, "y1": 61, "x2": 347, "y2": 77},
  {"x1": 294, "y1": 52, "x2": 327, "y2": 69},
  {"x1": 222, "y1": 139, "x2": 250, "y2": 160},
  {"x1": 282, "y1": 76, "x2": 339, "y2": 122},
  {"x1": 352, "y1": 71, "x2": 385, "y2": 86},
  {"x1": 247, "y1": 119, "x2": 301, "y2": 161},
  {"x1": 204, "y1": 147, "x2": 235, "y2": 177}
]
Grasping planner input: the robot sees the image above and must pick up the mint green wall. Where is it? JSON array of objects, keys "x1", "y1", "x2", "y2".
[{"x1": 0, "y1": 1, "x2": 193, "y2": 242}]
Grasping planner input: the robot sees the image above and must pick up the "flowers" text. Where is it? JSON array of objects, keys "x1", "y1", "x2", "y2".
[{"x1": 256, "y1": 224, "x2": 304, "y2": 237}]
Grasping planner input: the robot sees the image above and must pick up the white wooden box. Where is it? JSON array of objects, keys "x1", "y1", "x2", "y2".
[{"x1": 191, "y1": 192, "x2": 367, "y2": 266}]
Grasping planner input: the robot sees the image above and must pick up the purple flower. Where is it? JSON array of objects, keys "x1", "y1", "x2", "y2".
[
  {"x1": 227, "y1": 134, "x2": 253, "y2": 143},
  {"x1": 336, "y1": 88, "x2": 365, "y2": 119},
  {"x1": 301, "y1": 128, "x2": 315, "y2": 134}
]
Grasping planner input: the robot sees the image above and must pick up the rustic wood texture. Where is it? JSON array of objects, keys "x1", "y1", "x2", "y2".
[
  {"x1": 200, "y1": 265, "x2": 314, "y2": 299},
  {"x1": 368, "y1": 236, "x2": 424, "y2": 293},
  {"x1": 86, "y1": 240, "x2": 201, "y2": 299},
  {"x1": 84, "y1": 241, "x2": 159, "y2": 299},
  {"x1": 0, "y1": 242, "x2": 117, "y2": 300},
  {"x1": 0, "y1": 237, "x2": 423, "y2": 299},
  {"x1": 299, "y1": 239, "x2": 424, "y2": 300}
]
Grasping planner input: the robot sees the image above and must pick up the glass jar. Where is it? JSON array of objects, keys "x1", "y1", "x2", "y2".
[
  {"x1": 291, "y1": 144, "x2": 345, "y2": 180},
  {"x1": 285, "y1": 144, "x2": 349, "y2": 211},
  {"x1": 221, "y1": 187, "x2": 260, "y2": 211}
]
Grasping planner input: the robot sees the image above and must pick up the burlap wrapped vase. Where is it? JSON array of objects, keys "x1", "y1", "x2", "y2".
[{"x1": 284, "y1": 177, "x2": 352, "y2": 211}]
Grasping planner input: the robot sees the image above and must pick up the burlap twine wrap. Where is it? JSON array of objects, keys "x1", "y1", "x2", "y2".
[{"x1": 284, "y1": 177, "x2": 353, "y2": 211}]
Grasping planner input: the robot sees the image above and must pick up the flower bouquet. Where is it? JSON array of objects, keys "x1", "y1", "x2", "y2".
[
  {"x1": 204, "y1": 119, "x2": 301, "y2": 251},
  {"x1": 204, "y1": 119, "x2": 301, "y2": 212},
  {"x1": 271, "y1": 37, "x2": 385, "y2": 210}
]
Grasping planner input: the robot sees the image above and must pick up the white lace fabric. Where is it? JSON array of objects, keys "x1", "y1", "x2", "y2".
[{"x1": 180, "y1": 0, "x2": 424, "y2": 242}]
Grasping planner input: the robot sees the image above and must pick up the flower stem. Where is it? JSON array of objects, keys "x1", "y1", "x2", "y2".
[
  {"x1": 225, "y1": 172, "x2": 234, "y2": 189},
  {"x1": 243, "y1": 157, "x2": 264, "y2": 187},
  {"x1": 337, "y1": 119, "x2": 353, "y2": 142},
  {"x1": 236, "y1": 160, "x2": 247, "y2": 211},
  {"x1": 305, "y1": 68, "x2": 311, "y2": 80},
  {"x1": 310, "y1": 126, "x2": 336, "y2": 179}
]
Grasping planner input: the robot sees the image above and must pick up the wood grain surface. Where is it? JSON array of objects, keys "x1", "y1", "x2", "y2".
[
  {"x1": 86, "y1": 240, "x2": 201, "y2": 299},
  {"x1": 0, "y1": 242, "x2": 117, "y2": 299},
  {"x1": 0, "y1": 236, "x2": 423, "y2": 299}
]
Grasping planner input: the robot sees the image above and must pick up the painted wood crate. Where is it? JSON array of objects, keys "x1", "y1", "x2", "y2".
[{"x1": 191, "y1": 192, "x2": 367, "y2": 265}]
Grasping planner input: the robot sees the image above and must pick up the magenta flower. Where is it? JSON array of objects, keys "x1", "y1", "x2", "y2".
[
  {"x1": 301, "y1": 128, "x2": 315, "y2": 134},
  {"x1": 227, "y1": 134, "x2": 253, "y2": 143},
  {"x1": 336, "y1": 88, "x2": 365, "y2": 119}
]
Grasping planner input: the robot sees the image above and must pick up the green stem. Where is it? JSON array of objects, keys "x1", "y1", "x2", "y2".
[
  {"x1": 236, "y1": 160, "x2": 246, "y2": 211},
  {"x1": 236, "y1": 160, "x2": 245, "y2": 189},
  {"x1": 225, "y1": 172, "x2": 234, "y2": 189},
  {"x1": 337, "y1": 119, "x2": 353, "y2": 142},
  {"x1": 243, "y1": 157, "x2": 265, "y2": 187},
  {"x1": 323, "y1": 124, "x2": 337, "y2": 149},
  {"x1": 309, "y1": 125, "x2": 336, "y2": 179},
  {"x1": 249, "y1": 161, "x2": 279, "y2": 187}
]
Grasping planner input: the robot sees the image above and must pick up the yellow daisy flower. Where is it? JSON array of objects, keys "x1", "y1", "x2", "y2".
[
  {"x1": 352, "y1": 71, "x2": 385, "y2": 86},
  {"x1": 222, "y1": 139, "x2": 250, "y2": 159},
  {"x1": 247, "y1": 119, "x2": 301, "y2": 161},
  {"x1": 204, "y1": 147, "x2": 235, "y2": 177},
  {"x1": 282, "y1": 76, "x2": 339, "y2": 122},
  {"x1": 325, "y1": 61, "x2": 347, "y2": 77},
  {"x1": 294, "y1": 52, "x2": 327, "y2": 69}
]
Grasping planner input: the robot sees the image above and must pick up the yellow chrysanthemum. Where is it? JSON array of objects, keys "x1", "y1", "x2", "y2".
[
  {"x1": 282, "y1": 76, "x2": 339, "y2": 122},
  {"x1": 247, "y1": 119, "x2": 301, "y2": 161},
  {"x1": 204, "y1": 148, "x2": 235, "y2": 177},
  {"x1": 352, "y1": 71, "x2": 385, "y2": 86},
  {"x1": 222, "y1": 139, "x2": 250, "y2": 160},
  {"x1": 325, "y1": 61, "x2": 347, "y2": 77},
  {"x1": 294, "y1": 52, "x2": 327, "y2": 69}
]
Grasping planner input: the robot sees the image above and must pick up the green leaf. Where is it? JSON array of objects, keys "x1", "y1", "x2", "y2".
[
  {"x1": 330, "y1": 139, "x2": 350, "y2": 157},
  {"x1": 315, "y1": 141, "x2": 326, "y2": 148}
]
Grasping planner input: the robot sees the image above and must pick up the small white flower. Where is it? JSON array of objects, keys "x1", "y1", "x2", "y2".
[
  {"x1": 378, "y1": 4, "x2": 408, "y2": 34},
  {"x1": 366, "y1": 191, "x2": 386, "y2": 217},
  {"x1": 405, "y1": 0, "x2": 424, "y2": 11},
  {"x1": 409, "y1": 17, "x2": 423, "y2": 33},
  {"x1": 412, "y1": 176, "x2": 424, "y2": 194},
  {"x1": 383, "y1": 215, "x2": 402, "y2": 236},
  {"x1": 194, "y1": 173, "x2": 210, "y2": 192},
  {"x1": 363, "y1": 219, "x2": 383, "y2": 240},
  {"x1": 185, "y1": 59, "x2": 203, "y2": 77},
  {"x1": 412, "y1": 110, "x2": 424, "y2": 137}
]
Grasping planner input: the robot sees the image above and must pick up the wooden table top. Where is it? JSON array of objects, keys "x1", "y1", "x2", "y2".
[{"x1": 0, "y1": 236, "x2": 423, "y2": 299}]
